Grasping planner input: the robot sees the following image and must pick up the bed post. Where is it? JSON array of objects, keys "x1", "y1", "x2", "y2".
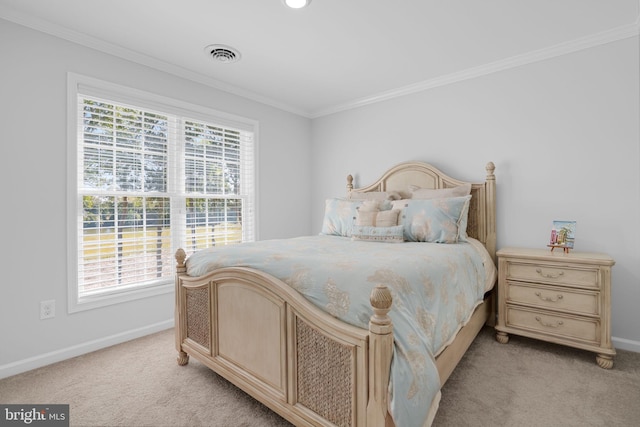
[
  {"x1": 367, "y1": 284, "x2": 394, "y2": 427},
  {"x1": 175, "y1": 248, "x2": 189, "y2": 366},
  {"x1": 485, "y1": 162, "x2": 497, "y2": 261},
  {"x1": 484, "y1": 162, "x2": 497, "y2": 327}
]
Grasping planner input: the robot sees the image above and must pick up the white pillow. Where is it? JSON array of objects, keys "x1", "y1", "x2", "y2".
[
  {"x1": 349, "y1": 191, "x2": 401, "y2": 200},
  {"x1": 409, "y1": 183, "x2": 472, "y2": 199}
]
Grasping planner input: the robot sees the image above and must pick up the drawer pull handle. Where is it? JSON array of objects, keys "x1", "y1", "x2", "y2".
[
  {"x1": 535, "y1": 316, "x2": 564, "y2": 328},
  {"x1": 535, "y1": 291, "x2": 563, "y2": 302},
  {"x1": 536, "y1": 268, "x2": 564, "y2": 279}
]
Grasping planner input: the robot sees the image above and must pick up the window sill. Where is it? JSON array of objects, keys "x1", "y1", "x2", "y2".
[{"x1": 68, "y1": 281, "x2": 173, "y2": 313}]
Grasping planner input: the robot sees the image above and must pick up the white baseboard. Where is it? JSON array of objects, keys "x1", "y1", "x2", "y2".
[
  {"x1": 612, "y1": 336, "x2": 640, "y2": 353},
  {"x1": 0, "y1": 319, "x2": 174, "y2": 380}
]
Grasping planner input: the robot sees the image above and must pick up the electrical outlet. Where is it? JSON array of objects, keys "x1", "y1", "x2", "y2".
[{"x1": 40, "y1": 300, "x2": 56, "y2": 319}]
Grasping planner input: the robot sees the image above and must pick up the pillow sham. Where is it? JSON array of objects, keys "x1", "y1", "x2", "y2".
[
  {"x1": 351, "y1": 225, "x2": 405, "y2": 243},
  {"x1": 393, "y1": 196, "x2": 471, "y2": 243},
  {"x1": 320, "y1": 198, "x2": 362, "y2": 237},
  {"x1": 409, "y1": 183, "x2": 472, "y2": 199}
]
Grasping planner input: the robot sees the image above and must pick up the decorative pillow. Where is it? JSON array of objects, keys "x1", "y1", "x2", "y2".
[
  {"x1": 356, "y1": 209, "x2": 401, "y2": 227},
  {"x1": 351, "y1": 225, "x2": 405, "y2": 243},
  {"x1": 358, "y1": 199, "x2": 380, "y2": 212},
  {"x1": 393, "y1": 196, "x2": 471, "y2": 243},
  {"x1": 348, "y1": 191, "x2": 401, "y2": 201},
  {"x1": 356, "y1": 210, "x2": 377, "y2": 227},
  {"x1": 409, "y1": 183, "x2": 472, "y2": 199},
  {"x1": 320, "y1": 198, "x2": 362, "y2": 237}
]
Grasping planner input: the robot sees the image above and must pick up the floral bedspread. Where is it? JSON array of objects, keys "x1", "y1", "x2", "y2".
[{"x1": 186, "y1": 235, "x2": 492, "y2": 427}]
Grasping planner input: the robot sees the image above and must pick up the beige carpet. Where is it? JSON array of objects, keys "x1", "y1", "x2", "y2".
[{"x1": 1, "y1": 326, "x2": 638, "y2": 426}]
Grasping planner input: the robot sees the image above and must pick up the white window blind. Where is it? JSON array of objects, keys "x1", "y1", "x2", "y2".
[{"x1": 69, "y1": 76, "x2": 255, "y2": 310}]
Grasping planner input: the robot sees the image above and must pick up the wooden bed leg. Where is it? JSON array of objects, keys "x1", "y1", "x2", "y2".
[
  {"x1": 367, "y1": 285, "x2": 394, "y2": 427},
  {"x1": 177, "y1": 351, "x2": 189, "y2": 366}
]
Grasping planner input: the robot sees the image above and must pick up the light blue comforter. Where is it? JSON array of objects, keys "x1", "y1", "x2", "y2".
[{"x1": 186, "y1": 235, "x2": 489, "y2": 427}]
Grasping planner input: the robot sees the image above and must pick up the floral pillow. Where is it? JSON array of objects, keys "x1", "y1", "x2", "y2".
[
  {"x1": 392, "y1": 195, "x2": 471, "y2": 243},
  {"x1": 320, "y1": 198, "x2": 363, "y2": 237}
]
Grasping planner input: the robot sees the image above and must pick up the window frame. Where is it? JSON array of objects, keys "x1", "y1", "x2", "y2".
[{"x1": 67, "y1": 73, "x2": 258, "y2": 313}]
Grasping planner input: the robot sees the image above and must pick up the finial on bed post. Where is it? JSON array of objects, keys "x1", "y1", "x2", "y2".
[
  {"x1": 369, "y1": 284, "x2": 393, "y2": 324},
  {"x1": 175, "y1": 248, "x2": 187, "y2": 274},
  {"x1": 367, "y1": 285, "x2": 393, "y2": 426},
  {"x1": 485, "y1": 162, "x2": 495, "y2": 180},
  {"x1": 347, "y1": 174, "x2": 354, "y2": 194}
]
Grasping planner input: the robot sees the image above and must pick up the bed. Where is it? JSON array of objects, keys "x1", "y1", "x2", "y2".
[{"x1": 174, "y1": 161, "x2": 497, "y2": 427}]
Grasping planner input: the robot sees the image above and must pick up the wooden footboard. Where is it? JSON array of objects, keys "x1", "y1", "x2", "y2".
[{"x1": 175, "y1": 249, "x2": 394, "y2": 427}]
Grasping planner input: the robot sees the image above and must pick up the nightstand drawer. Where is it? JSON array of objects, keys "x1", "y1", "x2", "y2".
[
  {"x1": 507, "y1": 262, "x2": 599, "y2": 289},
  {"x1": 507, "y1": 282, "x2": 599, "y2": 316},
  {"x1": 506, "y1": 306, "x2": 599, "y2": 344}
]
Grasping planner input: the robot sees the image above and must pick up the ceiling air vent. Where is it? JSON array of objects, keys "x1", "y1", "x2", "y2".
[{"x1": 204, "y1": 44, "x2": 241, "y2": 63}]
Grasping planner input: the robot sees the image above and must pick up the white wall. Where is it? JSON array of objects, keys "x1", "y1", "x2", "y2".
[
  {"x1": 1, "y1": 18, "x2": 638, "y2": 380},
  {"x1": 0, "y1": 19, "x2": 312, "y2": 377},
  {"x1": 311, "y1": 37, "x2": 640, "y2": 350}
]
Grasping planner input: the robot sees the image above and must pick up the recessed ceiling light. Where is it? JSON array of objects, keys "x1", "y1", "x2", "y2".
[
  {"x1": 283, "y1": 0, "x2": 311, "y2": 9},
  {"x1": 204, "y1": 44, "x2": 241, "y2": 64}
]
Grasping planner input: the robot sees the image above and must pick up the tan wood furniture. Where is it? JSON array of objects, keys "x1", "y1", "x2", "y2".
[
  {"x1": 495, "y1": 247, "x2": 615, "y2": 368},
  {"x1": 175, "y1": 161, "x2": 497, "y2": 427}
]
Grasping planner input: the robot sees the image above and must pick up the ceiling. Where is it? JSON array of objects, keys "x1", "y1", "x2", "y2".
[{"x1": 1, "y1": 1, "x2": 638, "y2": 117}]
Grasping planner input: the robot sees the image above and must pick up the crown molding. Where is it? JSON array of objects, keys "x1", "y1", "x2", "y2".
[
  {"x1": 310, "y1": 19, "x2": 640, "y2": 118},
  {"x1": 2, "y1": 3, "x2": 637, "y2": 120},
  {"x1": 0, "y1": 6, "x2": 312, "y2": 118}
]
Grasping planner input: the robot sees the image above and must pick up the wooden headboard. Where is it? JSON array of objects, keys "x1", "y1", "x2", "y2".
[{"x1": 347, "y1": 161, "x2": 497, "y2": 260}]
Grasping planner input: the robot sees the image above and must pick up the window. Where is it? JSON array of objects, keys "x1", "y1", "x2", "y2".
[{"x1": 67, "y1": 74, "x2": 256, "y2": 312}]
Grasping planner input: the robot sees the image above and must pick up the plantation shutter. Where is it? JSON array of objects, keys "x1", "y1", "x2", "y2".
[
  {"x1": 75, "y1": 93, "x2": 255, "y2": 299},
  {"x1": 182, "y1": 119, "x2": 255, "y2": 253}
]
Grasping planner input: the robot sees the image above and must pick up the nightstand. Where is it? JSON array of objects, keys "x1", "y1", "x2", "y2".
[{"x1": 495, "y1": 247, "x2": 615, "y2": 368}]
